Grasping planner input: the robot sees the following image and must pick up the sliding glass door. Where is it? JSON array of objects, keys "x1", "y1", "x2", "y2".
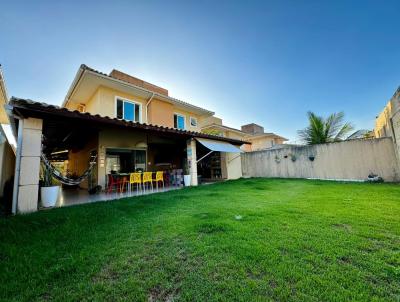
[{"x1": 105, "y1": 149, "x2": 147, "y2": 174}]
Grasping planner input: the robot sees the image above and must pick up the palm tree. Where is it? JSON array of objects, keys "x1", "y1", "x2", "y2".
[{"x1": 298, "y1": 111, "x2": 354, "y2": 145}]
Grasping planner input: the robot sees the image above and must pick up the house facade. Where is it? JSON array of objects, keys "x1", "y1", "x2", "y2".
[
  {"x1": 201, "y1": 120, "x2": 287, "y2": 152},
  {"x1": 61, "y1": 65, "x2": 224, "y2": 189},
  {"x1": 8, "y1": 65, "x2": 248, "y2": 213}
]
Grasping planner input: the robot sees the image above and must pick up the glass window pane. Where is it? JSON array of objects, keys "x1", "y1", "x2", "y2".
[
  {"x1": 123, "y1": 102, "x2": 134, "y2": 121},
  {"x1": 116, "y1": 100, "x2": 123, "y2": 119},
  {"x1": 134, "y1": 104, "x2": 140, "y2": 122},
  {"x1": 178, "y1": 115, "x2": 185, "y2": 129},
  {"x1": 174, "y1": 114, "x2": 178, "y2": 128}
]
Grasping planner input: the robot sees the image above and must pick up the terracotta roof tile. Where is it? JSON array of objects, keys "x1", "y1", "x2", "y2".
[{"x1": 10, "y1": 97, "x2": 248, "y2": 145}]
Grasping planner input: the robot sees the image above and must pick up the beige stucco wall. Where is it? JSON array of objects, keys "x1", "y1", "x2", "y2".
[
  {"x1": 223, "y1": 131, "x2": 244, "y2": 179},
  {"x1": 147, "y1": 99, "x2": 174, "y2": 127},
  {"x1": 242, "y1": 138, "x2": 400, "y2": 182},
  {"x1": 87, "y1": 86, "x2": 148, "y2": 121},
  {"x1": 246, "y1": 136, "x2": 284, "y2": 151},
  {"x1": 66, "y1": 86, "x2": 202, "y2": 131},
  {"x1": 68, "y1": 134, "x2": 98, "y2": 189},
  {"x1": 172, "y1": 108, "x2": 200, "y2": 132},
  {"x1": 199, "y1": 116, "x2": 223, "y2": 127}
]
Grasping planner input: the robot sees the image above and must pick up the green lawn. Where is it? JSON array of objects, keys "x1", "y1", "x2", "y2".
[{"x1": 1, "y1": 179, "x2": 399, "y2": 301}]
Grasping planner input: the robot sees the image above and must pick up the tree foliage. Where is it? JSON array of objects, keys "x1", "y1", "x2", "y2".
[{"x1": 298, "y1": 111, "x2": 354, "y2": 145}]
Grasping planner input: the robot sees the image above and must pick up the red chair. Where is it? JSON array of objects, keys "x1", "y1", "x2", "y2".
[
  {"x1": 107, "y1": 174, "x2": 121, "y2": 193},
  {"x1": 119, "y1": 176, "x2": 129, "y2": 193}
]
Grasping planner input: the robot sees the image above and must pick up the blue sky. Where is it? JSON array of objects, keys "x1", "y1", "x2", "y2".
[{"x1": 1, "y1": 0, "x2": 399, "y2": 141}]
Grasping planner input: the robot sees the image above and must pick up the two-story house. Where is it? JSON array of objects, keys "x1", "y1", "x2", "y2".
[{"x1": 8, "y1": 65, "x2": 247, "y2": 213}]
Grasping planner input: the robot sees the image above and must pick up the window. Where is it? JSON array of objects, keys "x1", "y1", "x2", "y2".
[
  {"x1": 174, "y1": 114, "x2": 185, "y2": 130},
  {"x1": 190, "y1": 116, "x2": 198, "y2": 127},
  {"x1": 116, "y1": 98, "x2": 141, "y2": 122}
]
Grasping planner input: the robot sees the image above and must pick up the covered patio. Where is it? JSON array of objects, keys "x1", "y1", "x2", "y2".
[{"x1": 9, "y1": 98, "x2": 247, "y2": 212}]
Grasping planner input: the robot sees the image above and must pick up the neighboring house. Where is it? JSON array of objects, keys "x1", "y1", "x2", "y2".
[
  {"x1": 8, "y1": 65, "x2": 247, "y2": 213},
  {"x1": 374, "y1": 86, "x2": 400, "y2": 158},
  {"x1": 347, "y1": 129, "x2": 373, "y2": 140},
  {"x1": 240, "y1": 123, "x2": 288, "y2": 151},
  {"x1": 200, "y1": 120, "x2": 287, "y2": 179},
  {"x1": 201, "y1": 120, "x2": 287, "y2": 152},
  {"x1": 200, "y1": 117, "x2": 248, "y2": 180}
]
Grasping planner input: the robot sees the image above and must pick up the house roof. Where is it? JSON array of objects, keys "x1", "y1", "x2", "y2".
[
  {"x1": 347, "y1": 129, "x2": 371, "y2": 140},
  {"x1": 245, "y1": 132, "x2": 288, "y2": 141},
  {"x1": 202, "y1": 123, "x2": 288, "y2": 141},
  {"x1": 201, "y1": 123, "x2": 248, "y2": 136},
  {"x1": 63, "y1": 64, "x2": 214, "y2": 116},
  {"x1": 9, "y1": 97, "x2": 248, "y2": 146}
]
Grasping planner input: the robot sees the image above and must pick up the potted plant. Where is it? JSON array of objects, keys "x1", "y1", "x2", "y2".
[
  {"x1": 183, "y1": 161, "x2": 191, "y2": 186},
  {"x1": 40, "y1": 163, "x2": 59, "y2": 207}
]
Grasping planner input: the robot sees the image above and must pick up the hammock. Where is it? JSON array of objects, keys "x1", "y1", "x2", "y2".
[{"x1": 41, "y1": 153, "x2": 97, "y2": 186}]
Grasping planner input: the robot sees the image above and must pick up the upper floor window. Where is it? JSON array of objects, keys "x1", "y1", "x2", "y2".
[
  {"x1": 174, "y1": 113, "x2": 185, "y2": 130},
  {"x1": 190, "y1": 116, "x2": 198, "y2": 127},
  {"x1": 116, "y1": 98, "x2": 141, "y2": 122}
]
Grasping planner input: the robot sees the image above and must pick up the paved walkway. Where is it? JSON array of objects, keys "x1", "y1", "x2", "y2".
[{"x1": 54, "y1": 186, "x2": 182, "y2": 208}]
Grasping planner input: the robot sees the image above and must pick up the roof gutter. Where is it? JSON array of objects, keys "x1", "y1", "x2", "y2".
[{"x1": 145, "y1": 92, "x2": 155, "y2": 123}]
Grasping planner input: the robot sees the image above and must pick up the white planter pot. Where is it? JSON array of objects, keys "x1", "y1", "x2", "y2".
[
  {"x1": 40, "y1": 186, "x2": 60, "y2": 208},
  {"x1": 183, "y1": 175, "x2": 191, "y2": 186}
]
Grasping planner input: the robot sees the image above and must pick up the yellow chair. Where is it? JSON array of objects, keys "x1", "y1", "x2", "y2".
[
  {"x1": 155, "y1": 171, "x2": 164, "y2": 190},
  {"x1": 142, "y1": 172, "x2": 153, "y2": 191},
  {"x1": 129, "y1": 172, "x2": 142, "y2": 193}
]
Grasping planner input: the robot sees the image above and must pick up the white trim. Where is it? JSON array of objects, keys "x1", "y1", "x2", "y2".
[
  {"x1": 145, "y1": 93, "x2": 155, "y2": 123},
  {"x1": 173, "y1": 113, "x2": 186, "y2": 130},
  {"x1": 62, "y1": 67, "x2": 85, "y2": 107},
  {"x1": 114, "y1": 96, "x2": 142, "y2": 123},
  {"x1": 189, "y1": 116, "x2": 198, "y2": 127}
]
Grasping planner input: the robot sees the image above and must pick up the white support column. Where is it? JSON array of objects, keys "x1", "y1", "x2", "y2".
[
  {"x1": 17, "y1": 118, "x2": 42, "y2": 213},
  {"x1": 187, "y1": 138, "x2": 198, "y2": 186}
]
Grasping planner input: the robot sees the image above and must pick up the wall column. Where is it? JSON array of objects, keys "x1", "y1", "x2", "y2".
[
  {"x1": 187, "y1": 138, "x2": 198, "y2": 186},
  {"x1": 17, "y1": 118, "x2": 42, "y2": 213}
]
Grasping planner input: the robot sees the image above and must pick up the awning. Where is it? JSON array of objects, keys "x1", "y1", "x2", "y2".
[{"x1": 195, "y1": 137, "x2": 243, "y2": 153}]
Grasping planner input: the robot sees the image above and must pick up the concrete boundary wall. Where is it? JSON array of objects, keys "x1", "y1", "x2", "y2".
[{"x1": 241, "y1": 138, "x2": 400, "y2": 182}]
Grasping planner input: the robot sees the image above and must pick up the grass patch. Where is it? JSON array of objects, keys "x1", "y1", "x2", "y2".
[{"x1": 0, "y1": 178, "x2": 399, "y2": 301}]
